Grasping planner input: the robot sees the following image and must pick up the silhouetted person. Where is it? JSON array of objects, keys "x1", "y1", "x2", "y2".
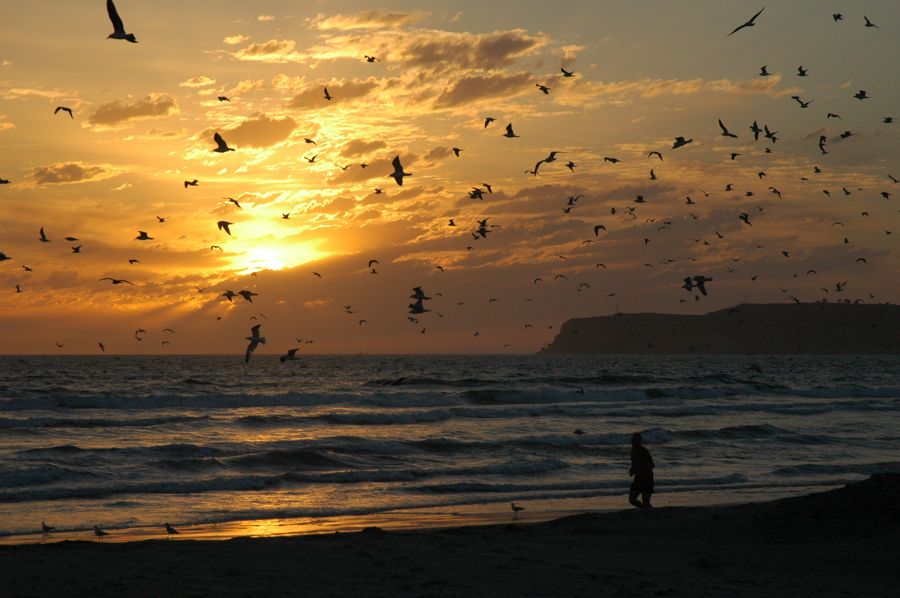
[{"x1": 629, "y1": 433, "x2": 654, "y2": 508}]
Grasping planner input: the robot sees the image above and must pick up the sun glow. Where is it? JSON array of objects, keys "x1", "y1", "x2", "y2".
[{"x1": 235, "y1": 243, "x2": 325, "y2": 274}]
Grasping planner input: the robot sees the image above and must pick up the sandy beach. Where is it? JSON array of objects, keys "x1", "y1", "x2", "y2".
[{"x1": 1, "y1": 474, "x2": 897, "y2": 597}]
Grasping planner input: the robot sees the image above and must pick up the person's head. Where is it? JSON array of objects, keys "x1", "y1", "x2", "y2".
[{"x1": 631, "y1": 432, "x2": 642, "y2": 447}]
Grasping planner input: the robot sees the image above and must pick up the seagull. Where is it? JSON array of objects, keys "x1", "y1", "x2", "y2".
[
  {"x1": 791, "y1": 96, "x2": 812, "y2": 108},
  {"x1": 71, "y1": 245, "x2": 82, "y2": 253},
  {"x1": 594, "y1": 224, "x2": 607, "y2": 236},
  {"x1": 245, "y1": 324, "x2": 265, "y2": 363},
  {"x1": 727, "y1": 7, "x2": 765, "y2": 36},
  {"x1": 212, "y1": 132, "x2": 234, "y2": 153},
  {"x1": 854, "y1": 90, "x2": 870, "y2": 100},
  {"x1": 364, "y1": 55, "x2": 380, "y2": 62},
  {"x1": 94, "y1": 525, "x2": 109, "y2": 538},
  {"x1": 739, "y1": 213, "x2": 752, "y2": 226},
  {"x1": 797, "y1": 66, "x2": 808, "y2": 77},
  {"x1": 864, "y1": 16, "x2": 878, "y2": 28},
  {"x1": 282, "y1": 213, "x2": 290, "y2": 219},
  {"x1": 135, "y1": 231, "x2": 153, "y2": 240},
  {"x1": 604, "y1": 157, "x2": 620, "y2": 164},
  {"x1": 54, "y1": 106, "x2": 74, "y2": 118},
  {"x1": 511, "y1": 503, "x2": 525, "y2": 520},
  {"x1": 165, "y1": 523, "x2": 179, "y2": 537},
  {"x1": 221, "y1": 290, "x2": 236, "y2": 301},
  {"x1": 368, "y1": 259, "x2": 379, "y2": 268},
  {"x1": 304, "y1": 154, "x2": 319, "y2": 163},
  {"x1": 718, "y1": 119, "x2": 738, "y2": 138},
  {"x1": 389, "y1": 156, "x2": 411, "y2": 186},
  {"x1": 693, "y1": 275, "x2": 713, "y2": 296},
  {"x1": 184, "y1": 179, "x2": 198, "y2": 188},
  {"x1": 0, "y1": 178, "x2": 9, "y2": 184},
  {"x1": 672, "y1": 136, "x2": 692, "y2": 149},
  {"x1": 452, "y1": 147, "x2": 462, "y2": 157},
  {"x1": 536, "y1": 84, "x2": 550, "y2": 94},
  {"x1": 484, "y1": 117, "x2": 496, "y2": 128},
  {"x1": 280, "y1": 348, "x2": 300, "y2": 363},
  {"x1": 566, "y1": 161, "x2": 576, "y2": 172},
  {"x1": 238, "y1": 290, "x2": 257, "y2": 302},
  {"x1": 99, "y1": 277, "x2": 135, "y2": 286},
  {"x1": 561, "y1": 67, "x2": 574, "y2": 77},
  {"x1": 648, "y1": 151, "x2": 663, "y2": 161},
  {"x1": 217, "y1": 96, "x2": 230, "y2": 102},
  {"x1": 833, "y1": 13, "x2": 843, "y2": 21},
  {"x1": 106, "y1": 0, "x2": 137, "y2": 43},
  {"x1": 323, "y1": 86, "x2": 332, "y2": 101},
  {"x1": 759, "y1": 65, "x2": 770, "y2": 76},
  {"x1": 39, "y1": 227, "x2": 50, "y2": 242},
  {"x1": 41, "y1": 522, "x2": 55, "y2": 534},
  {"x1": 503, "y1": 123, "x2": 519, "y2": 138},
  {"x1": 225, "y1": 197, "x2": 241, "y2": 209},
  {"x1": 217, "y1": 221, "x2": 233, "y2": 235}
]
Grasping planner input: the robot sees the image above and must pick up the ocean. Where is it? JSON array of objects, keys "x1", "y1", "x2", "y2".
[{"x1": 1, "y1": 354, "x2": 898, "y2": 540}]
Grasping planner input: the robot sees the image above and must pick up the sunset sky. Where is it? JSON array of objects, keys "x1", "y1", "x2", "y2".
[{"x1": 0, "y1": 1, "x2": 896, "y2": 354}]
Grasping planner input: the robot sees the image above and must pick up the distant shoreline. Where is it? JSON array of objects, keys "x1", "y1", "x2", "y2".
[{"x1": 543, "y1": 302, "x2": 900, "y2": 354}]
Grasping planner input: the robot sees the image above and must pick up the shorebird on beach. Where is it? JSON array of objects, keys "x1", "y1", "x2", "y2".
[
  {"x1": 41, "y1": 521, "x2": 54, "y2": 535},
  {"x1": 511, "y1": 502, "x2": 525, "y2": 520},
  {"x1": 94, "y1": 525, "x2": 109, "y2": 539},
  {"x1": 165, "y1": 523, "x2": 179, "y2": 538}
]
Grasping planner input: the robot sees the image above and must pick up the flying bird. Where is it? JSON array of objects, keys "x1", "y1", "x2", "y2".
[
  {"x1": 759, "y1": 65, "x2": 770, "y2": 76},
  {"x1": 184, "y1": 179, "x2": 198, "y2": 188},
  {"x1": 106, "y1": 0, "x2": 137, "y2": 43},
  {"x1": 39, "y1": 227, "x2": 50, "y2": 243},
  {"x1": 503, "y1": 123, "x2": 519, "y2": 138},
  {"x1": 648, "y1": 151, "x2": 663, "y2": 161},
  {"x1": 672, "y1": 136, "x2": 692, "y2": 149},
  {"x1": 561, "y1": 67, "x2": 574, "y2": 77},
  {"x1": 280, "y1": 348, "x2": 300, "y2": 362},
  {"x1": 54, "y1": 106, "x2": 74, "y2": 118},
  {"x1": 389, "y1": 156, "x2": 411, "y2": 186},
  {"x1": 217, "y1": 96, "x2": 230, "y2": 102},
  {"x1": 135, "y1": 231, "x2": 153, "y2": 240},
  {"x1": 452, "y1": 147, "x2": 462, "y2": 157},
  {"x1": 99, "y1": 277, "x2": 134, "y2": 285},
  {"x1": 484, "y1": 117, "x2": 496, "y2": 128},
  {"x1": 727, "y1": 7, "x2": 765, "y2": 36},
  {"x1": 323, "y1": 86, "x2": 332, "y2": 101},
  {"x1": 718, "y1": 119, "x2": 738, "y2": 138},
  {"x1": 212, "y1": 132, "x2": 234, "y2": 153},
  {"x1": 854, "y1": 90, "x2": 870, "y2": 100},
  {"x1": 864, "y1": 16, "x2": 878, "y2": 28},
  {"x1": 536, "y1": 84, "x2": 550, "y2": 94},
  {"x1": 217, "y1": 221, "x2": 233, "y2": 235},
  {"x1": 245, "y1": 324, "x2": 265, "y2": 363}
]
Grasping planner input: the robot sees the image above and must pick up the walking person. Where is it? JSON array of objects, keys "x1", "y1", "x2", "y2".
[{"x1": 628, "y1": 432, "x2": 654, "y2": 508}]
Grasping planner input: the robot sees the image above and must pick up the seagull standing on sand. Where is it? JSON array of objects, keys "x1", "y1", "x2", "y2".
[
  {"x1": 107, "y1": 0, "x2": 137, "y2": 42},
  {"x1": 245, "y1": 324, "x2": 265, "y2": 363},
  {"x1": 41, "y1": 522, "x2": 54, "y2": 535},
  {"x1": 165, "y1": 523, "x2": 179, "y2": 538},
  {"x1": 511, "y1": 503, "x2": 525, "y2": 520},
  {"x1": 94, "y1": 525, "x2": 109, "y2": 539}
]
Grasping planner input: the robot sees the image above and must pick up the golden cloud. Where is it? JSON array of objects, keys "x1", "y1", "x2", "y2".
[
  {"x1": 309, "y1": 10, "x2": 428, "y2": 31},
  {"x1": 88, "y1": 94, "x2": 178, "y2": 127},
  {"x1": 179, "y1": 76, "x2": 216, "y2": 88},
  {"x1": 223, "y1": 113, "x2": 297, "y2": 148}
]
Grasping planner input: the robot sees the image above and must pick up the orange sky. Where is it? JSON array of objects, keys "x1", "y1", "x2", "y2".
[{"x1": 0, "y1": 1, "x2": 897, "y2": 354}]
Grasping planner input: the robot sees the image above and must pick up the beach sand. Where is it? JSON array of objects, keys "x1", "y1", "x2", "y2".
[{"x1": 2, "y1": 474, "x2": 897, "y2": 597}]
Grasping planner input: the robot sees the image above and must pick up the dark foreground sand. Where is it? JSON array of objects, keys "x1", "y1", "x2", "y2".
[{"x1": 2, "y1": 474, "x2": 898, "y2": 597}]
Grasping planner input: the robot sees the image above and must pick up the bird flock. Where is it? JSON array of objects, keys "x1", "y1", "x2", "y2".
[{"x1": 0, "y1": 3, "x2": 897, "y2": 358}]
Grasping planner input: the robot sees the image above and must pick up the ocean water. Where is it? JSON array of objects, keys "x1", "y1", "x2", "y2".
[{"x1": 0, "y1": 354, "x2": 898, "y2": 539}]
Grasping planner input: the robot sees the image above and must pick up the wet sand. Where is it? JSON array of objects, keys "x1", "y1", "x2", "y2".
[{"x1": 1, "y1": 474, "x2": 897, "y2": 597}]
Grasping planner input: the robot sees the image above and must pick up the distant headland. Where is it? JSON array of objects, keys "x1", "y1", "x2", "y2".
[{"x1": 542, "y1": 302, "x2": 900, "y2": 354}]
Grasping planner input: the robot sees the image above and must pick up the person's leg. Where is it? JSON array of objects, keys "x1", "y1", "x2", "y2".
[
  {"x1": 629, "y1": 488, "x2": 643, "y2": 508},
  {"x1": 641, "y1": 490, "x2": 653, "y2": 508}
]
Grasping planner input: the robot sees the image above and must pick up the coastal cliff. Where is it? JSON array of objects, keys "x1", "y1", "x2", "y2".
[{"x1": 542, "y1": 303, "x2": 900, "y2": 354}]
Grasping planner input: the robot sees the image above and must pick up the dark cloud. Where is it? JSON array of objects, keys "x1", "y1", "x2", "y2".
[
  {"x1": 29, "y1": 162, "x2": 107, "y2": 185},
  {"x1": 340, "y1": 139, "x2": 386, "y2": 158},
  {"x1": 434, "y1": 73, "x2": 532, "y2": 107}
]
